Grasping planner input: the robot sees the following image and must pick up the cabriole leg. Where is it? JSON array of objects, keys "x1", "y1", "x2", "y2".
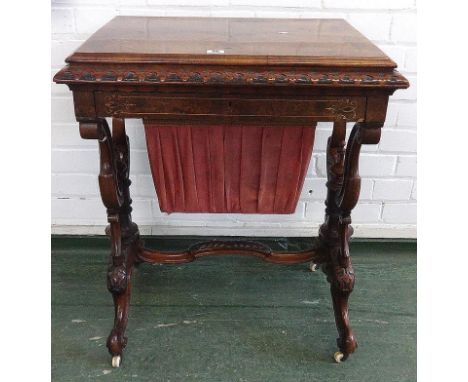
[{"x1": 319, "y1": 119, "x2": 381, "y2": 362}]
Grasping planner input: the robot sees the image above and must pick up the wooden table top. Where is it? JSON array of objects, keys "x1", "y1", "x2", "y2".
[{"x1": 68, "y1": 16, "x2": 395, "y2": 69}]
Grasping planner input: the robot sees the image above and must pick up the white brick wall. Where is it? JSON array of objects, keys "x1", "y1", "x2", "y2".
[{"x1": 51, "y1": 0, "x2": 417, "y2": 238}]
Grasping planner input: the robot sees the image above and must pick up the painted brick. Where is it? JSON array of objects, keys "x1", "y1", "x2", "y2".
[
  {"x1": 300, "y1": 178, "x2": 327, "y2": 200},
  {"x1": 52, "y1": 174, "x2": 99, "y2": 196},
  {"x1": 225, "y1": 202, "x2": 306, "y2": 222},
  {"x1": 384, "y1": 101, "x2": 399, "y2": 127},
  {"x1": 314, "y1": 153, "x2": 327, "y2": 177},
  {"x1": 52, "y1": 71, "x2": 71, "y2": 96},
  {"x1": 317, "y1": 153, "x2": 397, "y2": 178},
  {"x1": 51, "y1": 97, "x2": 76, "y2": 124},
  {"x1": 396, "y1": 102, "x2": 417, "y2": 127},
  {"x1": 155, "y1": 202, "x2": 306, "y2": 222},
  {"x1": 411, "y1": 180, "x2": 417, "y2": 200},
  {"x1": 251, "y1": 10, "x2": 303, "y2": 19},
  {"x1": 378, "y1": 44, "x2": 406, "y2": 67},
  {"x1": 117, "y1": 8, "x2": 167, "y2": 17},
  {"x1": 52, "y1": 198, "x2": 107, "y2": 223},
  {"x1": 56, "y1": 147, "x2": 152, "y2": 175},
  {"x1": 230, "y1": 0, "x2": 320, "y2": 7},
  {"x1": 52, "y1": 149, "x2": 99, "y2": 174},
  {"x1": 119, "y1": 0, "x2": 147, "y2": 5},
  {"x1": 360, "y1": 154, "x2": 397, "y2": 177},
  {"x1": 297, "y1": 11, "x2": 347, "y2": 19},
  {"x1": 404, "y1": 47, "x2": 417, "y2": 73},
  {"x1": 149, "y1": 0, "x2": 229, "y2": 5},
  {"x1": 358, "y1": 179, "x2": 374, "y2": 200},
  {"x1": 132, "y1": 199, "x2": 157, "y2": 223},
  {"x1": 313, "y1": 126, "x2": 333, "y2": 151},
  {"x1": 164, "y1": 8, "x2": 216, "y2": 17},
  {"x1": 133, "y1": 174, "x2": 157, "y2": 198},
  {"x1": 367, "y1": 154, "x2": 400, "y2": 177},
  {"x1": 125, "y1": 120, "x2": 148, "y2": 150},
  {"x1": 323, "y1": 0, "x2": 414, "y2": 10},
  {"x1": 52, "y1": 197, "x2": 154, "y2": 224},
  {"x1": 351, "y1": 203, "x2": 382, "y2": 223},
  {"x1": 305, "y1": 202, "x2": 325, "y2": 221},
  {"x1": 51, "y1": 40, "x2": 85, "y2": 67},
  {"x1": 373, "y1": 179, "x2": 413, "y2": 200},
  {"x1": 391, "y1": 13, "x2": 417, "y2": 43},
  {"x1": 382, "y1": 203, "x2": 416, "y2": 224},
  {"x1": 347, "y1": 13, "x2": 392, "y2": 41},
  {"x1": 391, "y1": 75, "x2": 417, "y2": 101},
  {"x1": 306, "y1": 156, "x2": 317, "y2": 176},
  {"x1": 75, "y1": 8, "x2": 118, "y2": 34},
  {"x1": 395, "y1": 155, "x2": 417, "y2": 177},
  {"x1": 209, "y1": 9, "x2": 256, "y2": 17},
  {"x1": 130, "y1": 150, "x2": 152, "y2": 174},
  {"x1": 52, "y1": 8, "x2": 75, "y2": 34},
  {"x1": 300, "y1": 177, "x2": 372, "y2": 201},
  {"x1": 379, "y1": 130, "x2": 416, "y2": 153},
  {"x1": 54, "y1": 0, "x2": 115, "y2": 4},
  {"x1": 52, "y1": 123, "x2": 95, "y2": 147}
]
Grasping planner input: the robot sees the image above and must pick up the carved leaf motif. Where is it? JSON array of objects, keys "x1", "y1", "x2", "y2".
[
  {"x1": 333, "y1": 267, "x2": 355, "y2": 292},
  {"x1": 55, "y1": 67, "x2": 409, "y2": 88},
  {"x1": 107, "y1": 264, "x2": 128, "y2": 294}
]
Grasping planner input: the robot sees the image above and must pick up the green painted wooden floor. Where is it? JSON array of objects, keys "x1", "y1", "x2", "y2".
[{"x1": 52, "y1": 237, "x2": 416, "y2": 382}]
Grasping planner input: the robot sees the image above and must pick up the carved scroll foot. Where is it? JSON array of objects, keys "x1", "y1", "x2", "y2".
[
  {"x1": 320, "y1": 217, "x2": 358, "y2": 362},
  {"x1": 106, "y1": 233, "x2": 140, "y2": 367},
  {"x1": 106, "y1": 254, "x2": 131, "y2": 357},
  {"x1": 330, "y1": 285, "x2": 357, "y2": 357},
  {"x1": 322, "y1": 250, "x2": 357, "y2": 362},
  {"x1": 106, "y1": 283, "x2": 131, "y2": 357}
]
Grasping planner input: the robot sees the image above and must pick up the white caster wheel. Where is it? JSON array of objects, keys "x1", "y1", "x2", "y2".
[
  {"x1": 309, "y1": 262, "x2": 318, "y2": 272},
  {"x1": 111, "y1": 355, "x2": 121, "y2": 368},
  {"x1": 333, "y1": 351, "x2": 344, "y2": 363}
]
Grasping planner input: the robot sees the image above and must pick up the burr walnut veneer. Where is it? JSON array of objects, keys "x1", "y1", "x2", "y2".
[{"x1": 54, "y1": 16, "x2": 409, "y2": 367}]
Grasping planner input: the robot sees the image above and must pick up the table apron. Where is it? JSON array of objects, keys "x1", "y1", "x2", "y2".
[{"x1": 94, "y1": 92, "x2": 367, "y2": 122}]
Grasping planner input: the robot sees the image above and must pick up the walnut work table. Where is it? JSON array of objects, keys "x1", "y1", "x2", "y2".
[{"x1": 54, "y1": 16, "x2": 409, "y2": 367}]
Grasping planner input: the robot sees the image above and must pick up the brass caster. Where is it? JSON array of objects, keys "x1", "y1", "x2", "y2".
[
  {"x1": 111, "y1": 355, "x2": 121, "y2": 368},
  {"x1": 309, "y1": 262, "x2": 318, "y2": 272},
  {"x1": 334, "y1": 351, "x2": 344, "y2": 363}
]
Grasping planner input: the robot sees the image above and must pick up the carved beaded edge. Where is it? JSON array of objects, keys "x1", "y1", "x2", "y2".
[{"x1": 56, "y1": 68, "x2": 408, "y2": 87}]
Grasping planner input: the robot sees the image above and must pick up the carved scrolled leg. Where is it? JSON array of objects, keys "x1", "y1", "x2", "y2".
[
  {"x1": 80, "y1": 117, "x2": 140, "y2": 367},
  {"x1": 319, "y1": 120, "x2": 381, "y2": 362}
]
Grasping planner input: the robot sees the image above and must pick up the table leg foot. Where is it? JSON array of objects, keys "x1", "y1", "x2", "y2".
[
  {"x1": 106, "y1": 255, "x2": 132, "y2": 365},
  {"x1": 309, "y1": 262, "x2": 319, "y2": 272},
  {"x1": 111, "y1": 355, "x2": 121, "y2": 368}
]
